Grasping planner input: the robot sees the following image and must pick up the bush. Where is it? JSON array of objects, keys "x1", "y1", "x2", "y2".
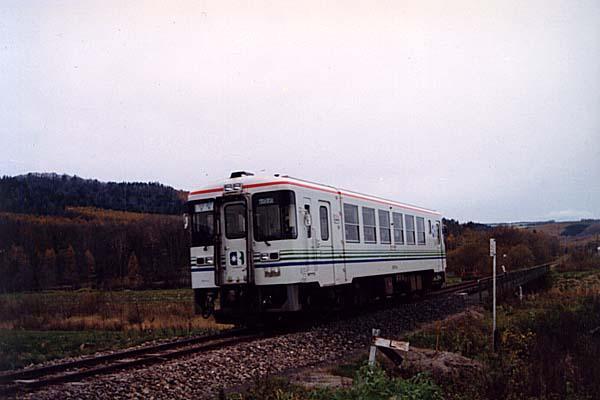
[
  {"x1": 558, "y1": 244, "x2": 600, "y2": 272},
  {"x1": 311, "y1": 365, "x2": 442, "y2": 400},
  {"x1": 483, "y1": 295, "x2": 600, "y2": 400},
  {"x1": 231, "y1": 365, "x2": 442, "y2": 400},
  {"x1": 446, "y1": 226, "x2": 559, "y2": 278}
]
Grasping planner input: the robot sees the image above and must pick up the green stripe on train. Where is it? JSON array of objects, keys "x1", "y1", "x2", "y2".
[
  {"x1": 279, "y1": 250, "x2": 445, "y2": 256},
  {"x1": 277, "y1": 253, "x2": 444, "y2": 259},
  {"x1": 255, "y1": 252, "x2": 446, "y2": 258},
  {"x1": 255, "y1": 255, "x2": 446, "y2": 263}
]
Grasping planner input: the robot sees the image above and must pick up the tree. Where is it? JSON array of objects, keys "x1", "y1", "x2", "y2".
[
  {"x1": 60, "y1": 244, "x2": 78, "y2": 287},
  {"x1": 0, "y1": 210, "x2": 189, "y2": 292},
  {"x1": 507, "y1": 244, "x2": 535, "y2": 269},
  {"x1": 446, "y1": 229, "x2": 489, "y2": 278},
  {"x1": 84, "y1": 249, "x2": 96, "y2": 288},
  {"x1": 127, "y1": 252, "x2": 142, "y2": 289},
  {"x1": 39, "y1": 248, "x2": 57, "y2": 289},
  {"x1": 9, "y1": 245, "x2": 32, "y2": 291}
]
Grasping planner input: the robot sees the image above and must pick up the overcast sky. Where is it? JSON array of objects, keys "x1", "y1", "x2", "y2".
[{"x1": 1, "y1": 1, "x2": 599, "y2": 223}]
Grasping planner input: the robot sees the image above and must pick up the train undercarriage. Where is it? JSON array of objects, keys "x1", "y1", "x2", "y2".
[{"x1": 195, "y1": 270, "x2": 446, "y2": 325}]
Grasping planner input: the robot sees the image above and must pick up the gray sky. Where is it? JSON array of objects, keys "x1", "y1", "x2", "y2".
[{"x1": 1, "y1": 1, "x2": 599, "y2": 223}]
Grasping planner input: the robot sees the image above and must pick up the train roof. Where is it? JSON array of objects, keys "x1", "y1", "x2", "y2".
[{"x1": 188, "y1": 172, "x2": 441, "y2": 216}]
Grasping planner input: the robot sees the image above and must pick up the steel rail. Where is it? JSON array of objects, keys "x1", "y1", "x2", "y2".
[
  {"x1": 430, "y1": 262, "x2": 553, "y2": 297},
  {"x1": 0, "y1": 328, "x2": 258, "y2": 396}
]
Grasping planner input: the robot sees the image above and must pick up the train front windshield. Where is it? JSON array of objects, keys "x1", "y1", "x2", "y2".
[
  {"x1": 253, "y1": 190, "x2": 297, "y2": 241},
  {"x1": 191, "y1": 200, "x2": 214, "y2": 246}
]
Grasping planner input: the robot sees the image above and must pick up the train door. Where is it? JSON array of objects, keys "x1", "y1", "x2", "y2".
[
  {"x1": 219, "y1": 200, "x2": 248, "y2": 284},
  {"x1": 303, "y1": 198, "x2": 316, "y2": 277},
  {"x1": 317, "y1": 201, "x2": 338, "y2": 283}
]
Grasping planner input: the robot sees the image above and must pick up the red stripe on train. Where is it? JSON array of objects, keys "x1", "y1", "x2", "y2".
[{"x1": 189, "y1": 180, "x2": 439, "y2": 216}]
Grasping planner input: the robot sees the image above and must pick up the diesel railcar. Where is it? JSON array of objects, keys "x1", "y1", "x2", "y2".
[{"x1": 186, "y1": 171, "x2": 446, "y2": 323}]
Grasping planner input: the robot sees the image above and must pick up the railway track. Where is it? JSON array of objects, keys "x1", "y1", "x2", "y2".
[
  {"x1": 0, "y1": 263, "x2": 551, "y2": 397},
  {"x1": 431, "y1": 262, "x2": 553, "y2": 297},
  {"x1": 0, "y1": 328, "x2": 260, "y2": 396},
  {"x1": 431, "y1": 279, "x2": 479, "y2": 296}
]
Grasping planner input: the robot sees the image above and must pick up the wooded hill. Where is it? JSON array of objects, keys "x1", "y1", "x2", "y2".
[
  {"x1": 0, "y1": 173, "x2": 186, "y2": 215},
  {"x1": 0, "y1": 173, "x2": 190, "y2": 292}
]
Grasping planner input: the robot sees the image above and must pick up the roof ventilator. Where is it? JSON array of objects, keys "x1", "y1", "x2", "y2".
[{"x1": 230, "y1": 171, "x2": 254, "y2": 178}]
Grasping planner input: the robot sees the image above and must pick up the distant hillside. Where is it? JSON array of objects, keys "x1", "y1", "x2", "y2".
[
  {"x1": 0, "y1": 173, "x2": 187, "y2": 215},
  {"x1": 560, "y1": 221, "x2": 600, "y2": 237},
  {"x1": 520, "y1": 219, "x2": 600, "y2": 248}
]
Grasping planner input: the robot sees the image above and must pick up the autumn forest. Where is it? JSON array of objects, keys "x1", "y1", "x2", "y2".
[{"x1": 1, "y1": 173, "x2": 589, "y2": 293}]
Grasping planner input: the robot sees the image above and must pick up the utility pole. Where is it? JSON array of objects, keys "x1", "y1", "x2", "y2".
[{"x1": 490, "y1": 238, "x2": 497, "y2": 352}]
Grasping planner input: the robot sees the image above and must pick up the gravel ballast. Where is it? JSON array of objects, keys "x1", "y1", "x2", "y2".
[{"x1": 17, "y1": 295, "x2": 472, "y2": 399}]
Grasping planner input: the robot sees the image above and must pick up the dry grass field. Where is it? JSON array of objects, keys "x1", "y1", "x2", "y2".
[{"x1": 0, "y1": 289, "x2": 230, "y2": 370}]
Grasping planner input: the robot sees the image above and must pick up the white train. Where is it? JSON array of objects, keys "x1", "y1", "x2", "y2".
[{"x1": 186, "y1": 171, "x2": 446, "y2": 323}]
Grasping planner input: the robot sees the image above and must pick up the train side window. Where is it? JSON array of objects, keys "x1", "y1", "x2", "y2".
[
  {"x1": 428, "y1": 220, "x2": 432, "y2": 235},
  {"x1": 362, "y1": 207, "x2": 377, "y2": 243},
  {"x1": 436, "y1": 221, "x2": 441, "y2": 244},
  {"x1": 416, "y1": 216, "x2": 426, "y2": 245},
  {"x1": 392, "y1": 212, "x2": 404, "y2": 245},
  {"x1": 343, "y1": 203, "x2": 360, "y2": 242},
  {"x1": 319, "y1": 206, "x2": 329, "y2": 241},
  {"x1": 378, "y1": 210, "x2": 391, "y2": 244},
  {"x1": 405, "y1": 214, "x2": 416, "y2": 245}
]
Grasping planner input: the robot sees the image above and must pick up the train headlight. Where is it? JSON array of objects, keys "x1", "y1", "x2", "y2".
[
  {"x1": 224, "y1": 183, "x2": 243, "y2": 193},
  {"x1": 260, "y1": 253, "x2": 270, "y2": 261},
  {"x1": 264, "y1": 267, "x2": 280, "y2": 277},
  {"x1": 205, "y1": 256, "x2": 213, "y2": 265}
]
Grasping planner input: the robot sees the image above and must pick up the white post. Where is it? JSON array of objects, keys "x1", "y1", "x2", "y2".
[
  {"x1": 368, "y1": 344, "x2": 377, "y2": 366},
  {"x1": 368, "y1": 328, "x2": 380, "y2": 366},
  {"x1": 519, "y1": 285, "x2": 523, "y2": 302},
  {"x1": 493, "y1": 250, "x2": 496, "y2": 336},
  {"x1": 490, "y1": 238, "x2": 497, "y2": 351}
]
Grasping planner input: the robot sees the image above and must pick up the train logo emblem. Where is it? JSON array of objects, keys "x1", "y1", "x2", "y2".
[{"x1": 229, "y1": 251, "x2": 245, "y2": 266}]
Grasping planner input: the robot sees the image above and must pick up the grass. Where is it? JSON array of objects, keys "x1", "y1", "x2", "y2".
[
  {"x1": 553, "y1": 269, "x2": 598, "y2": 280},
  {"x1": 0, "y1": 289, "x2": 230, "y2": 371},
  {"x1": 0, "y1": 288, "x2": 226, "y2": 331},
  {"x1": 0, "y1": 329, "x2": 181, "y2": 370},
  {"x1": 229, "y1": 364, "x2": 443, "y2": 400},
  {"x1": 0, "y1": 288, "x2": 193, "y2": 309},
  {"x1": 445, "y1": 275, "x2": 463, "y2": 285},
  {"x1": 405, "y1": 267, "x2": 600, "y2": 399},
  {"x1": 329, "y1": 356, "x2": 368, "y2": 379},
  {"x1": 225, "y1": 266, "x2": 600, "y2": 399}
]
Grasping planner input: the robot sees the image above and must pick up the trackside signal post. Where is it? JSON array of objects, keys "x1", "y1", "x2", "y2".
[{"x1": 490, "y1": 238, "x2": 497, "y2": 351}]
